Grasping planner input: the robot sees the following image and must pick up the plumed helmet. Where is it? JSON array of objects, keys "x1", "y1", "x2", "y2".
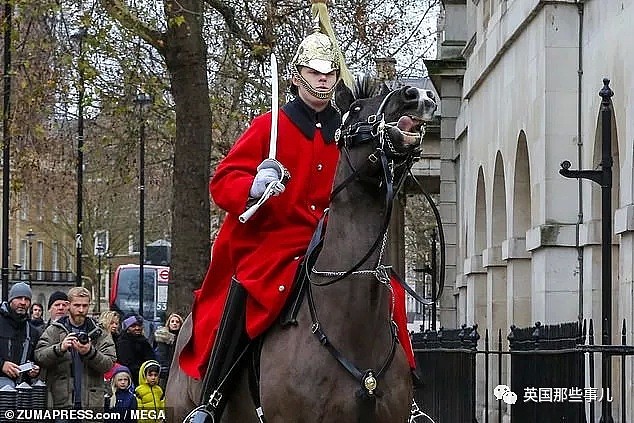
[
  {"x1": 291, "y1": 31, "x2": 339, "y2": 74},
  {"x1": 289, "y1": 0, "x2": 353, "y2": 99}
]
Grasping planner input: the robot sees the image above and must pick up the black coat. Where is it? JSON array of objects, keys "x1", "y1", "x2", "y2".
[
  {"x1": 116, "y1": 332, "x2": 156, "y2": 387},
  {"x1": 0, "y1": 302, "x2": 40, "y2": 382}
]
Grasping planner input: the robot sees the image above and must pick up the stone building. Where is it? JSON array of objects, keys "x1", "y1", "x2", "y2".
[{"x1": 427, "y1": 0, "x2": 634, "y2": 420}]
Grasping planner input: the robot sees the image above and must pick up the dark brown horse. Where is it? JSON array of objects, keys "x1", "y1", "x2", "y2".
[{"x1": 166, "y1": 77, "x2": 437, "y2": 422}]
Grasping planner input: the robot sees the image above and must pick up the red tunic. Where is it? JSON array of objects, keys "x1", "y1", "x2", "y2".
[{"x1": 179, "y1": 100, "x2": 415, "y2": 379}]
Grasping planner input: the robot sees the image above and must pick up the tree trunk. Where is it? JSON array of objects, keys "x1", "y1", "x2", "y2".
[{"x1": 163, "y1": 1, "x2": 211, "y2": 317}]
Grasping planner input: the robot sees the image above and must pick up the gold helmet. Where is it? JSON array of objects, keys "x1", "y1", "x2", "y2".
[
  {"x1": 291, "y1": 31, "x2": 339, "y2": 74},
  {"x1": 290, "y1": 0, "x2": 353, "y2": 99}
]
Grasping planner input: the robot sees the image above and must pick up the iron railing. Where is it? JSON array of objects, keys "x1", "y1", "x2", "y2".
[
  {"x1": 9, "y1": 268, "x2": 75, "y2": 284},
  {"x1": 412, "y1": 320, "x2": 634, "y2": 423}
]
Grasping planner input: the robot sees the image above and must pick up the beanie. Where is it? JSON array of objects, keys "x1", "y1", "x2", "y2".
[
  {"x1": 122, "y1": 315, "x2": 143, "y2": 331},
  {"x1": 8, "y1": 282, "x2": 32, "y2": 302},
  {"x1": 144, "y1": 360, "x2": 160, "y2": 375},
  {"x1": 47, "y1": 291, "x2": 68, "y2": 309},
  {"x1": 112, "y1": 364, "x2": 133, "y2": 380}
]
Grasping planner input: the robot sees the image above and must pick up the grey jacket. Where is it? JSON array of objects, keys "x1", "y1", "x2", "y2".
[{"x1": 34, "y1": 316, "x2": 116, "y2": 408}]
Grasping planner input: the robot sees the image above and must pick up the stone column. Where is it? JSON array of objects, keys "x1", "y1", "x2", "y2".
[
  {"x1": 465, "y1": 254, "x2": 487, "y2": 418},
  {"x1": 502, "y1": 237, "x2": 532, "y2": 328},
  {"x1": 526, "y1": 223, "x2": 579, "y2": 323}
]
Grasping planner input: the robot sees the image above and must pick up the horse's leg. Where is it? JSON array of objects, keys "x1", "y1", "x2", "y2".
[{"x1": 165, "y1": 313, "x2": 203, "y2": 422}]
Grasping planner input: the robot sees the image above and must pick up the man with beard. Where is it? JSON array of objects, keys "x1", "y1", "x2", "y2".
[
  {"x1": 0, "y1": 282, "x2": 40, "y2": 387},
  {"x1": 35, "y1": 287, "x2": 116, "y2": 410}
]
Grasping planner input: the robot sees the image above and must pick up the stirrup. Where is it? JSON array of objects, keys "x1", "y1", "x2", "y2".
[
  {"x1": 409, "y1": 399, "x2": 436, "y2": 423},
  {"x1": 183, "y1": 405, "x2": 216, "y2": 423},
  {"x1": 184, "y1": 391, "x2": 223, "y2": 423}
]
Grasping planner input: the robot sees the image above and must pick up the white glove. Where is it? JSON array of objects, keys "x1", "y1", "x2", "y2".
[{"x1": 249, "y1": 168, "x2": 285, "y2": 198}]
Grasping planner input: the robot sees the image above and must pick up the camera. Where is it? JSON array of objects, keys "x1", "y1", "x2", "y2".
[{"x1": 76, "y1": 331, "x2": 90, "y2": 345}]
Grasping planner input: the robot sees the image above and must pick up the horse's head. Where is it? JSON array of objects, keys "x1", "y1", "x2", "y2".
[{"x1": 332, "y1": 75, "x2": 436, "y2": 191}]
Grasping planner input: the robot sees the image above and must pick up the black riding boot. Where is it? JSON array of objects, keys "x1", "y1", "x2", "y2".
[{"x1": 184, "y1": 278, "x2": 249, "y2": 423}]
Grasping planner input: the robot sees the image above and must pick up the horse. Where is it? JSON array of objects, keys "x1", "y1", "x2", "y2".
[{"x1": 166, "y1": 75, "x2": 437, "y2": 422}]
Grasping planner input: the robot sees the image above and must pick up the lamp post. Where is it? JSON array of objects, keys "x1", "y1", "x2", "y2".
[
  {"x1": 106, "y1": 251, "x2": 113, "y2": 305},
  {"x1": 95, "y1": 242, "x2": 104, "y2": 313},
  {"x1": 134, "y1": 92, "x2": 152, "y2": 318},
  {"x1": 71, "y1": 26, "x2": 87, "y2": 288},
  {"x1": 1, "y1": 0, "x2": 13, "y2": 301},
  {"x1": 560, "y1": 78, "x2": 614, "y2": 423},
  {"x1": 25, "y1": 228, "x2": 35, "y2": 286}
]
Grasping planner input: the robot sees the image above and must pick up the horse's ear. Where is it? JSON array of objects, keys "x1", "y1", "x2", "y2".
[
  {"x1": 378, "y1": 82, "x2": 391, "y2": 97},
  {"x1": 334, "y1": 80, "x2": 354, "y2": 114}
]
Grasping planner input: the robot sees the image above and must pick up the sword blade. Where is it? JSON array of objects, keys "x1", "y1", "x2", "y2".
[{"x1": 269, "y1": 53, "x2": 278, "y2": 159}]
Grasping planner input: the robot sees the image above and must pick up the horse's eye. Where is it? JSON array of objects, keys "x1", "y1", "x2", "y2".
[{"x1": 353, "y1": 106, "x2": 361, "y2": 112}]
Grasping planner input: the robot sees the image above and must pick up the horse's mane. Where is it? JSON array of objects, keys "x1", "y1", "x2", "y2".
[{"x1": 351, "y1": 73, "x2": 387, "y2": 100}]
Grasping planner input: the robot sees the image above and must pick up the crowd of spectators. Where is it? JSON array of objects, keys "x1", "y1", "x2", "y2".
[{"x1": 0, "y1": 284, "x2": 183, "y2": 422}]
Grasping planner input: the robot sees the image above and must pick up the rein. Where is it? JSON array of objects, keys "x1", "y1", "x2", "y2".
[{"x1": 300, "y1": 93, "x2": 422, "y2": 407}]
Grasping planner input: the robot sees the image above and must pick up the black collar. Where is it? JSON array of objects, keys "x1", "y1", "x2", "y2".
[{"x1": 282, "y1": 98, "x2": 341, "y2": 143}]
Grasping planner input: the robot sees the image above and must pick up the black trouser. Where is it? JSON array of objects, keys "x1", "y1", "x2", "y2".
[{"x1": 198, "y1": 278, "x2": 250, "y2": 418}]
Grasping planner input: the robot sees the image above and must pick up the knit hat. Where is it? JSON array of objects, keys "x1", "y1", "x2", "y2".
[
  {"x1": 112, "y1": 364, "x2": 133, "y2": 380},
  {"x1": 8, "y1": 282, "x2": 32, "y2": 302},
  {"x1": 144, "y1": 361, "x2": 160, "y2": 375},
  {"x1": 122, "y1": 314, "x2": 143, "y2": 331},
  {"x1": 47, "y1": 291, "x2": 68, "y2": 309}
]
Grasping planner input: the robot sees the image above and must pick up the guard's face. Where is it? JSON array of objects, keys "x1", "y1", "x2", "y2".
[{"x1": 294, "y1": 66, "x2": 337, "y2": 110}]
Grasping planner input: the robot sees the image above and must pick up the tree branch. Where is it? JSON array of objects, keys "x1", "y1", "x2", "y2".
[
  {"x1": 203, "y1": 0, "x2": 256, "y2": 51},
  {"x1": 98, "y1": 0, "x2": 167, "y2": 54}
]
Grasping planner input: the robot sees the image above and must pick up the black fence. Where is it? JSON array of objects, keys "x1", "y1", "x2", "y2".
[
  {"x1": 10, "y1": 268, "x2": 75, "y2": 284},
  {"x1": 412, "y1": 320, "x2": 634, "y2": 423}
]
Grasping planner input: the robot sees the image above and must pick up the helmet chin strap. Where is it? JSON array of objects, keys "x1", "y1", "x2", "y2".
[{"x1": 293, "y1": 67, "x2": 337, "y2": 100}]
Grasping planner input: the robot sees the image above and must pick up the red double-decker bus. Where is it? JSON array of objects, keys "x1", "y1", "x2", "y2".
[{"x1": 109, "y1": 264, "x2": 170, "y2": 323}]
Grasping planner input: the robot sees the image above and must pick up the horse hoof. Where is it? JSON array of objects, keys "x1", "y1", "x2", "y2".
[{"x1": 183, "y1": 406, "x2": 216, "y2": 423}]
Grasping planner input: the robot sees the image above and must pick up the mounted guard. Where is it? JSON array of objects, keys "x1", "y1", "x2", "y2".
[{"x1": 171, "y1": 1, "x2": 432, "y2": 422}]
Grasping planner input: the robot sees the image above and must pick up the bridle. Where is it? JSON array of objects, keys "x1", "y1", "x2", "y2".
[
  {"x1": 301, "y1": 88, "x2": 426, "y2": 406},
  {"x1": 309, "y1": 89, "x2": 423, "y2": 287}
]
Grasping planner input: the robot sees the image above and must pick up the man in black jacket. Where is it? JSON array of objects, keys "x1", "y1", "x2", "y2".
[
  {"x1": 116, "y1": 314, "x2": 156, "y2": 386},
  {"x1": 0, "y1": 282, "x2": 40, "y2": 387}
]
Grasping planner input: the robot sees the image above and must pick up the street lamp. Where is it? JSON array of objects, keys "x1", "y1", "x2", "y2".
[
  {"x1": 134, "y1": 92, "x2": 152, "y2": 318},
  {"x1": 95, "y1": 242, "x2": 105, "y2": 313},
  {"x1": 106, "y1": 251, "x2": 113, "y2": 304},
  {"x1": 1, "y1": 0, "x2": 14, "y2": 301},
  {"x1": 25, "y1": 228, "x2": 36, "y2": 286},
  {"x1": 560, "y1": 79, "x2": 615, "y2": 422},
  {"x1": 70, "y1": 26, "x2": 88, "y2": 288}
]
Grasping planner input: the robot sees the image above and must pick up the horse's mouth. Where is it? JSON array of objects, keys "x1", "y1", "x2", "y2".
[{"x1": 397, "y1": 116, "x2": 426, "y2": 134}]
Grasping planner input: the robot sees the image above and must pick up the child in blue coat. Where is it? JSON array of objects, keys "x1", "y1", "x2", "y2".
[{"x1": 104, "y1": 365, "x2": 137, "y2": 422}]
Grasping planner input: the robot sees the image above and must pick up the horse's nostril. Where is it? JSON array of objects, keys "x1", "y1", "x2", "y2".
[
  {"x1": 426, "y1": 90, "x2": 435, "y2": 101},
  {"x1": 404, "y1": 87, "x2": 419, "y2": 100}
]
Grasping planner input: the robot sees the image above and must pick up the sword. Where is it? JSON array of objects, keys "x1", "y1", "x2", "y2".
[{"x1": 239, "y1": 53, "x2": 289, "y2": 223}]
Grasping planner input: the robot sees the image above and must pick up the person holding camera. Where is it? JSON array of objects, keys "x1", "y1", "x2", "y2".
[
  {"x1": 116, "y1": 315, "x2": 156, "y2": 387},
  {"x1": 35, "y1": 286, "x2": 116, "y2": 410},
  {"x1": 0, "y1": 283, "x2": 40, "y2": 388}
]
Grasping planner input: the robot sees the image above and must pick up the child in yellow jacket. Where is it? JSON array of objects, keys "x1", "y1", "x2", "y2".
[{"x1": 135, "y1": 360, "x2": 165, "y2": 423}]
